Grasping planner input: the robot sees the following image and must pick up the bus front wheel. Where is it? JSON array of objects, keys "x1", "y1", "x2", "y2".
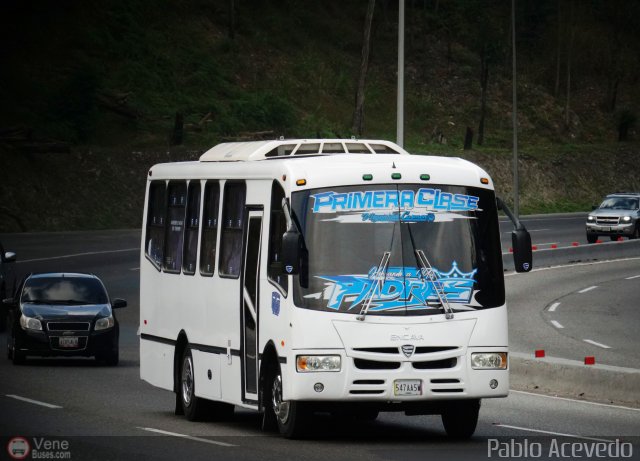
[
  {"x1": 271, "y1": 368, "x2": 309, "y2": 438},
  {"x1": 441, "y1": 399, "x2": 480, "y2": 439}
]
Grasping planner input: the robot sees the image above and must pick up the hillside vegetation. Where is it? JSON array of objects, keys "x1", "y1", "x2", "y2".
[{"x1": 1, "y1": 0, "x2": 639, "y2": 231}]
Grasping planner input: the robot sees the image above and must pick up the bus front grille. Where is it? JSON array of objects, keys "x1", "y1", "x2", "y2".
[{"x1": 354, "y1": 358, "x2": 401, "y2": 370}]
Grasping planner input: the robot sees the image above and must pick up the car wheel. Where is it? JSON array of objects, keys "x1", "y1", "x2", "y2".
[
  {"x1": 631, "y1": 224, "x2": 640, "y2": 240},
  {"x1": 0, "y1": 283, "x2": 6, "y2": 333},
  {"x1": 97, "y1": 349, "x2": 119, "y2": 366},
  {"x1": 441, "y1": 400, "x2": 480, "y2": 439},
  {"x1": 180, "y1": 347, "x2": 205, "y2": 421},
  {"x1": 271, "y1": 367, "x2": 309, "y2": 438},
  {"x1": 586, "y1": 234, "x2": 598, "y2": 244},
  {"x1": 10, "y1": 333, "x2": 25, "y2": 366}
]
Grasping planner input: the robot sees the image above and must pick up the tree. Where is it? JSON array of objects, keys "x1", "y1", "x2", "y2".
[
  {"x1": 352, "y1": 0, "x2": 376, "y2": 136},
  {"x1": 564, "y1": 0, "x2": 575, "y2": 128},
  {"x1": 461, "y1": 0, "x2": 508, "y2": 146}
]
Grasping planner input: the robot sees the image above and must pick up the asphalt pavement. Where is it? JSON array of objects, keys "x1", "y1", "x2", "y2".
[{"x1": 1, "y1": 220, "x2": 639, "y2": 460}]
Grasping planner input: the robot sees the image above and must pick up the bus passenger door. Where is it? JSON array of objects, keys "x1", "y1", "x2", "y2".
[{"x1": 242, "y1": 209, "x2": 262, "y2": 403}]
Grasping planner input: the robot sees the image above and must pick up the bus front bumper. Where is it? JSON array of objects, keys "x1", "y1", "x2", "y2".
[{"x1": 284, "y1": 347, "x2": 509, "y2": 403}]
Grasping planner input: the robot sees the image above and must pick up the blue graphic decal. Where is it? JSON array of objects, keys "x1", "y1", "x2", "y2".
[
  {"x1": 315, "y1": 262, "x2": 477, "y2": 312},
  {"x1": 271, "y1": 292, "x2": 281, "y2": 316},
  {"x1": 311, "y1": 189, "x2": 479, "y2": 214}
]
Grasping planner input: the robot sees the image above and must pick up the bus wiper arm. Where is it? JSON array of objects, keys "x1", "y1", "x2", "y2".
[
  {"x1": 357, "y1": 251, "x2": 391, "y2": 321},
  {"x1": 415, "y1": 249, "x2": 454, "y2": 319}
]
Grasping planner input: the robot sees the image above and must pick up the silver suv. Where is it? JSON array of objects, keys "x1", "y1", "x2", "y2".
[{"x1": 586, "y1": 193, "x2": 640, "y2": 243}]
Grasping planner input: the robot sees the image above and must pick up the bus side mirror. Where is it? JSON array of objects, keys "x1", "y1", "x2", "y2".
[
  {"x1": 2, "y1": 251, "x2": 16, "y2": 263},
  {"x1": 281, "y1": 229, "x2": 302, "y2": 275},
  {"x1": 512, "y1": 229, "x2": 532, "y2": 273}
]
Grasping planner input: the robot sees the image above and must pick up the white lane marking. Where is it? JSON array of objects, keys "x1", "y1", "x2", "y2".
[
  {"x1": 17, "y1": 248, "x2": 139, "y2": 264},
  {"x1": 550, "y1": 320, "x2": 564, "y2": 329},
  {"x1": 510, "y1": 390, "x2": 640, "y2": 412},
  {"x1": 626, "y1": 275, "x2": 640, "y2": 280},
  {"x1": 505, "y1": 256, "x2": 640, "y2": 276},
  {"x1": 548, "y1": 302, "x2": 560, "y2": 312},
  {"x1": 137, "y1": 427, "x2": 236, "y2": 447},
  {"x1": 583, "y1": 339, "x2": 612, "y2": 349},
  {"x1": 6, "y1": 394, "x2": 62, "y2": 409},
  {"x1": 578, "y1": 286, "x2": 598, "y2": 294},
  {"x1": 129, "y1": 267, "x2": 140, "y2": 271},
  {"x1": 495, "y1": 423, "x2": 614, "y2": 443}
]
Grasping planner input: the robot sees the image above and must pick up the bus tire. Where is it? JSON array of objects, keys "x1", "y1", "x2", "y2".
[
  {"x1": 180, "y1": 347, "x2": 205, "y2": 421},
  {"x1": 261, "y1": 365, "x2": 278, "y2": 432},
  {"x1": 441, "y1": 399, "x2": 480, "y2": 439},
  {"x1": 271, "y1": 367, "x2": 309, "y2": 438}
]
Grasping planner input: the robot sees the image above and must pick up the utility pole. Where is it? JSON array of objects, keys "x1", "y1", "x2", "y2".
[
  {"x1": 512, "y1": 0, "x2": 519, "y2": 218},
  {"x1": 397, "y1": 0, "x2": 405, "y2": 148}
]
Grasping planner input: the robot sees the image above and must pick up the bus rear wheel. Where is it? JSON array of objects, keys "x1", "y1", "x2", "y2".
[
  {"x1": 441, "y1": 399, "x2": 480, "y2": 439},
  {"x1": 180, "y1": 347, "x2": 205, "y2": 421},
  {"x1": 271, "y1": 369, "x2": 309, "y2": 438}
]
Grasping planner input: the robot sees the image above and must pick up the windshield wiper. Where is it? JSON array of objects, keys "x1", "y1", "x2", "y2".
[
  {"x1": 414, "y1": 249, "x2": 454, "y2": 319},
  {"x1": 357, "y1": 251, "x2": 391, "y2": 321}
]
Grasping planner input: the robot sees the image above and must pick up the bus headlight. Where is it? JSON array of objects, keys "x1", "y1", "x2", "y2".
[
  {"x1": 471, "y1": 352, "x2": 507, "y2": 370},
  {"x1": 20, "y1": 314, "x2": 42, "y2": 331},
  {"x1": 95, "y1": 315, "x2": 115, "y2": 331},
  {"x1": 296, "y1": 355, "x2": 341, "y2": 372}
]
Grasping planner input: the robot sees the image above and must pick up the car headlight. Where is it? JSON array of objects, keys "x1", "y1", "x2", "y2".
[
  {"x1": 20, "y1": 314, "x2": 42, "y2": 331},
  {"x1": 587, "y1": 215, "x2": 595, "y2": 222},
  {"x1": 296, "y1": 355, "x2": 341, "y2": 372},
  {"x1": 622, "y1": 216, "x2": 631, "y2": 222},
  {"x1": 95, "y1": 315, "x2": 115, "y2": 331},
  {"x1": 471, "y1": 352, "x2": 507, "y2": 370}
]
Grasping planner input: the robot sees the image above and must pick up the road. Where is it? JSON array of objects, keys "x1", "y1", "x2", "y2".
[{"x1": 1, "y1": 225, "x2": 639, "y2": 460}]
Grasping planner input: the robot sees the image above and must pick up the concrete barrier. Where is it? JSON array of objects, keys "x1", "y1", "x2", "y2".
[
  {"x1": 510, "y1": 353, "x2": 640, "y2": 407},
  {"x1": 503, "y1": 239, "x2": 640, "y2": 271}
]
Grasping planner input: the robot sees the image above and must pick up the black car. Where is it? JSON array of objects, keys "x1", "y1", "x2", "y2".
[
  {"x1": 3, "y1": 273, "x2": 126, "y2": 365},
  {"x1": 0, "y1": 242, "x2": 17, "y2": 332}
]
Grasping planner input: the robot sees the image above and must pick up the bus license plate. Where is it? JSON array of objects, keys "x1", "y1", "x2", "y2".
[
  {"x1": 394, "y1": 379, "x2": 422, "y2": 396},
  {"x1": 59, "y1": 337, "x2": 78, "y2": 348}
]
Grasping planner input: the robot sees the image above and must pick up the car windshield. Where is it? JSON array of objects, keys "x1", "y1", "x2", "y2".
[
  {"x1": 599, "y1": 197, "x2": 639, "y2": 210},
  {"x1": 21, "y1": 277, "x2": 108, "y2": 305},
  {"x1": 290, "y1": 184, "x2": 505, "y2": 316}
]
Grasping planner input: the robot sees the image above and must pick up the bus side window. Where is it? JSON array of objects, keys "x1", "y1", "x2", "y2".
[
  {"x1": 200, "y1": 181, "x2": 220, "y2": 277},
  {"x1": 267, "y1": 181, "x2": 288, "y2": 295},
  {"x1": 183, "y1": 181, "x2": 201, "y2": 276},
  {"x1": 145, "y1": 181, "x2": 167, "y2": 269},
  {"x1": 163, "y1": 181, "x2": 187, "y2": 273},
  {"x1": 219, "y1": 181, "x2": 246, "y2": 278}
]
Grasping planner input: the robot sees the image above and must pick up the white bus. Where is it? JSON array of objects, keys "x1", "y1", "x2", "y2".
[{"x1": 139, "y1": 139, "x2": 532, "y2": 438}]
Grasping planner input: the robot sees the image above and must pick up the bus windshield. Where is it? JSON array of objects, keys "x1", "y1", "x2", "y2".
[{"x1": 291, "y1": 184, "x2": 505, "y2": 316}]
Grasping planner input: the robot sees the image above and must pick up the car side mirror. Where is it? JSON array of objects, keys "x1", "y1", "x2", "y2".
[
  {"x1": 591, "y1": 205, "x2": 598, "y2": 210},
  {"x1": 281, "y1": 229, "x2": 302, "y2": 275},
  {"x1": 111, "y1": 298, "x2": 127, "y2": 309},
  {"x1": 512, "y1": 229, "x2": 533, "y2": 273},
  {"x1": 2, "y1": 298, "x2": 17, "y2": 310},
  {"x1": 2, "y1": 251, "x2": 16, "y2": 263}
]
